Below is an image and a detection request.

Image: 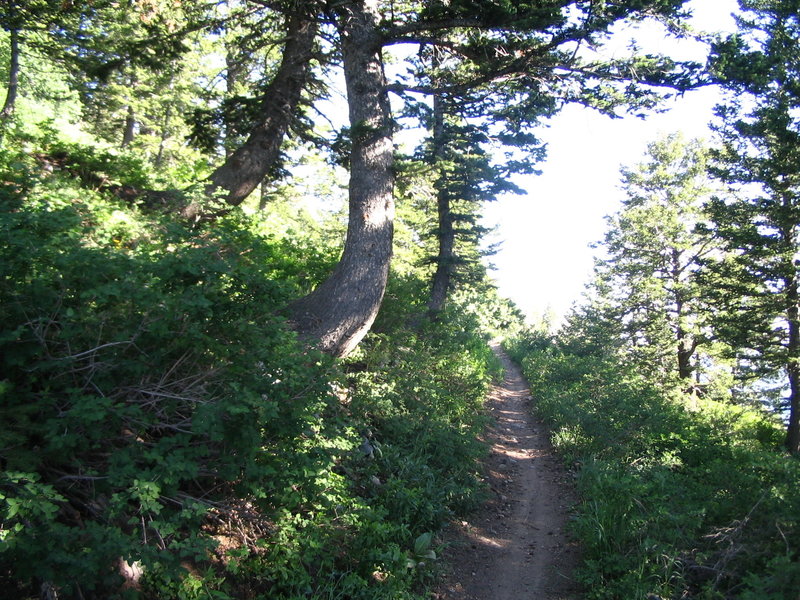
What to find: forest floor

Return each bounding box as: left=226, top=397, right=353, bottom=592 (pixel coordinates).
left=432, top=342, right=582, bottom=600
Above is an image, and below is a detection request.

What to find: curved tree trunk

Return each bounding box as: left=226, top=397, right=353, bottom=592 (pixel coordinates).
left=182, top=12, right=317, bottom=219
left=288, top=0, right=394, bottom=358
left=223, top=27, right=244, bottom=158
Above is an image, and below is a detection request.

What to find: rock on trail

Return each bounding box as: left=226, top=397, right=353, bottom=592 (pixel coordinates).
left=433, top=342, right=581, bottom=600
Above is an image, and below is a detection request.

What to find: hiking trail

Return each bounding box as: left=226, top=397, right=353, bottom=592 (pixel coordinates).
left=433, top=342, right=582, bottom=600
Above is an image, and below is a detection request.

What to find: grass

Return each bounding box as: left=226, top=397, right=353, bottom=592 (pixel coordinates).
left=505, top=334, right=800, bottom=600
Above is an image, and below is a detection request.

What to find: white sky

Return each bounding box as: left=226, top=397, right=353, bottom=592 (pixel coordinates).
left=482, top=0, right=739, bottom=326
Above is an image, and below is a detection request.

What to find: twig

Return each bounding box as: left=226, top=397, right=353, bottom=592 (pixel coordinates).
left=58, top=340, right=133, bottom=361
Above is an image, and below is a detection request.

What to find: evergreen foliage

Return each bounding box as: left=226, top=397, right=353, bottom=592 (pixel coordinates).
left=582, top=134, right=719, bottom=385
left=3, top=1, right=800, bottom=598
left=501, top=4, right=800, bottom=588
left=703, top=0, right=800, bottom=453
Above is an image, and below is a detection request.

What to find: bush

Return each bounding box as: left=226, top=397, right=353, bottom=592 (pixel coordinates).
left=506, top=330, right=800, bottom=600
left=0, top=137, right=512, bottom=599
left=0, top=167, right=350, bottom=597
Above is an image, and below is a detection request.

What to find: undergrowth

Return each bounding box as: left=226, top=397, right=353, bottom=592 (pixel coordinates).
left=505, top=332, right=800, bottom=599
left=0, top=133, right=500, bottom=598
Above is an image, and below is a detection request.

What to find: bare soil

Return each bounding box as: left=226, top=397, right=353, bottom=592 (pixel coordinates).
left=432, top=343, right=582, bottom=600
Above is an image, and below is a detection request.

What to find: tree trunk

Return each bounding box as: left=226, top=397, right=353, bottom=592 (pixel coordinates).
left=786, top=359, right=799, bottom=454
left=288, top=0, right=394, bottom=358
left=182, top=12, right=317, bottom=219
left=224, top=36, right=244, bottom=158
left=0, top=27, right=21, bottom=140
left=155, top=104, right=172, bottom=167
left=785, top=273, right=800, bottom=454
left=672, top=247, right=694, bottom=380
left=122, top=105, right=136, bottom=148
left=428, top=93, right=456, bottom=317
left=675, top=308, right=694, bottom=382
left=677, top=335, right=694, bottom=380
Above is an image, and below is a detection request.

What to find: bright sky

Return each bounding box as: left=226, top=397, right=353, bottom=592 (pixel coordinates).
left=482, top=0, right=739, bottom=326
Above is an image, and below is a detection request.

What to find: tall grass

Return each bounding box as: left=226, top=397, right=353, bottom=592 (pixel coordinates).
left=506, top=334, right=800, bottom=599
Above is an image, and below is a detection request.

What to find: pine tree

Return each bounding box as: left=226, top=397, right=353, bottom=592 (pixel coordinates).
left=588, top=133, right=717, bottom=385
left=287, top=0, right=394, bottom=357
left=286, top=0, right=700, bottom=356
left=201, top=7, right=320, bottom=210
left=0, top=0, right=113, bottom=140
left=423, top=92, right=521, bottom=316
left=703, top=0, right=800, bottom=452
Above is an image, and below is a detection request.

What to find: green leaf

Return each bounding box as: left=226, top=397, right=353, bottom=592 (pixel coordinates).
left=414, top=531, right=432, bottom=556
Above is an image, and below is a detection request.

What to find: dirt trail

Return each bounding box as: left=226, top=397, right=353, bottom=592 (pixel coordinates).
left=433, top=342, right=581, bottom=600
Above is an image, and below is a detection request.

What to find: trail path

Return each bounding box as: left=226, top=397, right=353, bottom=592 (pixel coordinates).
left=433, top=342, right=581, bottom=600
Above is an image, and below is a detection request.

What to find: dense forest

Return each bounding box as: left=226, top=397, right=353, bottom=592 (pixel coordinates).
left=0, top=0, right=798, bottom=599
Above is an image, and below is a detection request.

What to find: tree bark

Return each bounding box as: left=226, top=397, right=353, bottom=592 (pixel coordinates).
left=182, top=11, right=317, bottom=219
left=0, top=27, right=21, bottom=140
left=428, top=92, right=455, bottom=317
left=224, top=34, right=244, bottom=158
left=785, top=271, right=800, bottom=454
left=155, top=103, right=172, bottom=167
left=121, top=105, right=136, bottom=148
left=288, top=0, right=394, bottom=358
left=786, top=356, right=799, bottom=454
left=672, top=248, right=694, bottom=380
left=676, top=334, right=694, bottom=380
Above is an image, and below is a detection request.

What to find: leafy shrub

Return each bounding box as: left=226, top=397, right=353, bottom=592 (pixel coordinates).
left=0, top=133, right=506, bottom=599
left=0, top=167, right=348, bottom=597
left=43, top=140, right=154, bottom=191
left=506, top=330, right=800, bottom=600
left=334, top=309, right=499, bottom=588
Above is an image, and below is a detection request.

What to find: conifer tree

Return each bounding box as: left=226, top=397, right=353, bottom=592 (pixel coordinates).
left=288, top=0, right=394, bottom=357
left=288, top=0, right=700, bottom=356
left=703, top=0, right=800, bottom=453
left=0, top=0, right=113, bottom=140
left=423, top=92, right=522, bottom=316
left=201, top=7, right=319, bottom=210
left=588, top=134, right=716, bottom=384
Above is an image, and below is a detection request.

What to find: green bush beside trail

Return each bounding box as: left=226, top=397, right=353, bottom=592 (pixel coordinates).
left=506, top=332, right=800, bottom=600
left=0, top=136, right=502, bottom=599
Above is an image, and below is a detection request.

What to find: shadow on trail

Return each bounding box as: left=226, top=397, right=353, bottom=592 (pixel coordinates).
left=433, top=343, right=582, bottom=600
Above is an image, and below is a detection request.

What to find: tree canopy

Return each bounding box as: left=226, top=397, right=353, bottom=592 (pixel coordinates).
left=3, top=1, right=800, bottom=597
